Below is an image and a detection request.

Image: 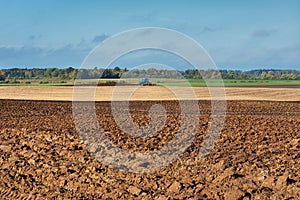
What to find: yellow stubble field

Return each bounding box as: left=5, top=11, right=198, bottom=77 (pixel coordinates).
left=0, top=86, right=299, bottom=101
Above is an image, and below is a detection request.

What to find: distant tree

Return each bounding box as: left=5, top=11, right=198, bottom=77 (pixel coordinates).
left=66, top=67, right=73, bottom=72
left=102, top=69, right=113, bottom=78
left=227, top=71, right=237, bottom=79
left=45, top=68, right=54, bottom=78
left=70, top=70, right=77, bottom=79
left=24, top=71, right=32, bottom=79
left=113, top=66, right=121, bottom=71
left=261, top=72, right=267, bottom=79
left=0, top=70, right=5, bottom=81
left=77, top=69, right=89, bottom=79
left=0, top=75, right=5, bottom=81
left=51, top=68, right=59, bottom=78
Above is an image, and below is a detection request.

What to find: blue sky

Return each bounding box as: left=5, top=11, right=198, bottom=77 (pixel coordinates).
left=0, top=0, right=299, bottom=70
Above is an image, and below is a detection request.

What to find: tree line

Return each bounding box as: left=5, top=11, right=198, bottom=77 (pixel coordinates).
left=0, top=67, right=299, bottom=83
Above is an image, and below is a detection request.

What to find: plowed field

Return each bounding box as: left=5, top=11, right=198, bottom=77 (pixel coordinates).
left=0, top=100, right=299, bottom=199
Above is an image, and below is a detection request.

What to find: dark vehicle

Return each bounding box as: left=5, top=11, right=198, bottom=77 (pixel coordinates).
left=139, top=78, right=150, bottom=86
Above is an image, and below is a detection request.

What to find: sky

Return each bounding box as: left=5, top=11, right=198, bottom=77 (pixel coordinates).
left=0, top=0, right=299, bottom=70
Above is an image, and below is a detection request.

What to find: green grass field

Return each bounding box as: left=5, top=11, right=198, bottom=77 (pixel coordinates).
left=0, top=82, right=74, bottom=86
left=155, top=79, right=300, bottom=87
left=0, top=78, right=299, bottom=87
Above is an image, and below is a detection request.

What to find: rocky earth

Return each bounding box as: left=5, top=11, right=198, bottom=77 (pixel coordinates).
left=0, top=100, right=299, bottom=199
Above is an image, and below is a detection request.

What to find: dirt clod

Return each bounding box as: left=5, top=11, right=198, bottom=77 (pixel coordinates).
left=128, top=186, right=141, bottom=195
left=167, top=181, right=181, bottom=194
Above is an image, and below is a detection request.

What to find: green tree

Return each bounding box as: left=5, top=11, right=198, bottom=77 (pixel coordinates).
left=51, top=68, right=59, bottom=78
left=261, top=72, right=267, bottom=79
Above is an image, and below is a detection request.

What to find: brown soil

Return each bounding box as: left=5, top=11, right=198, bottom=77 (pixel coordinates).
left=0, top=100, right=299, bottom=199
